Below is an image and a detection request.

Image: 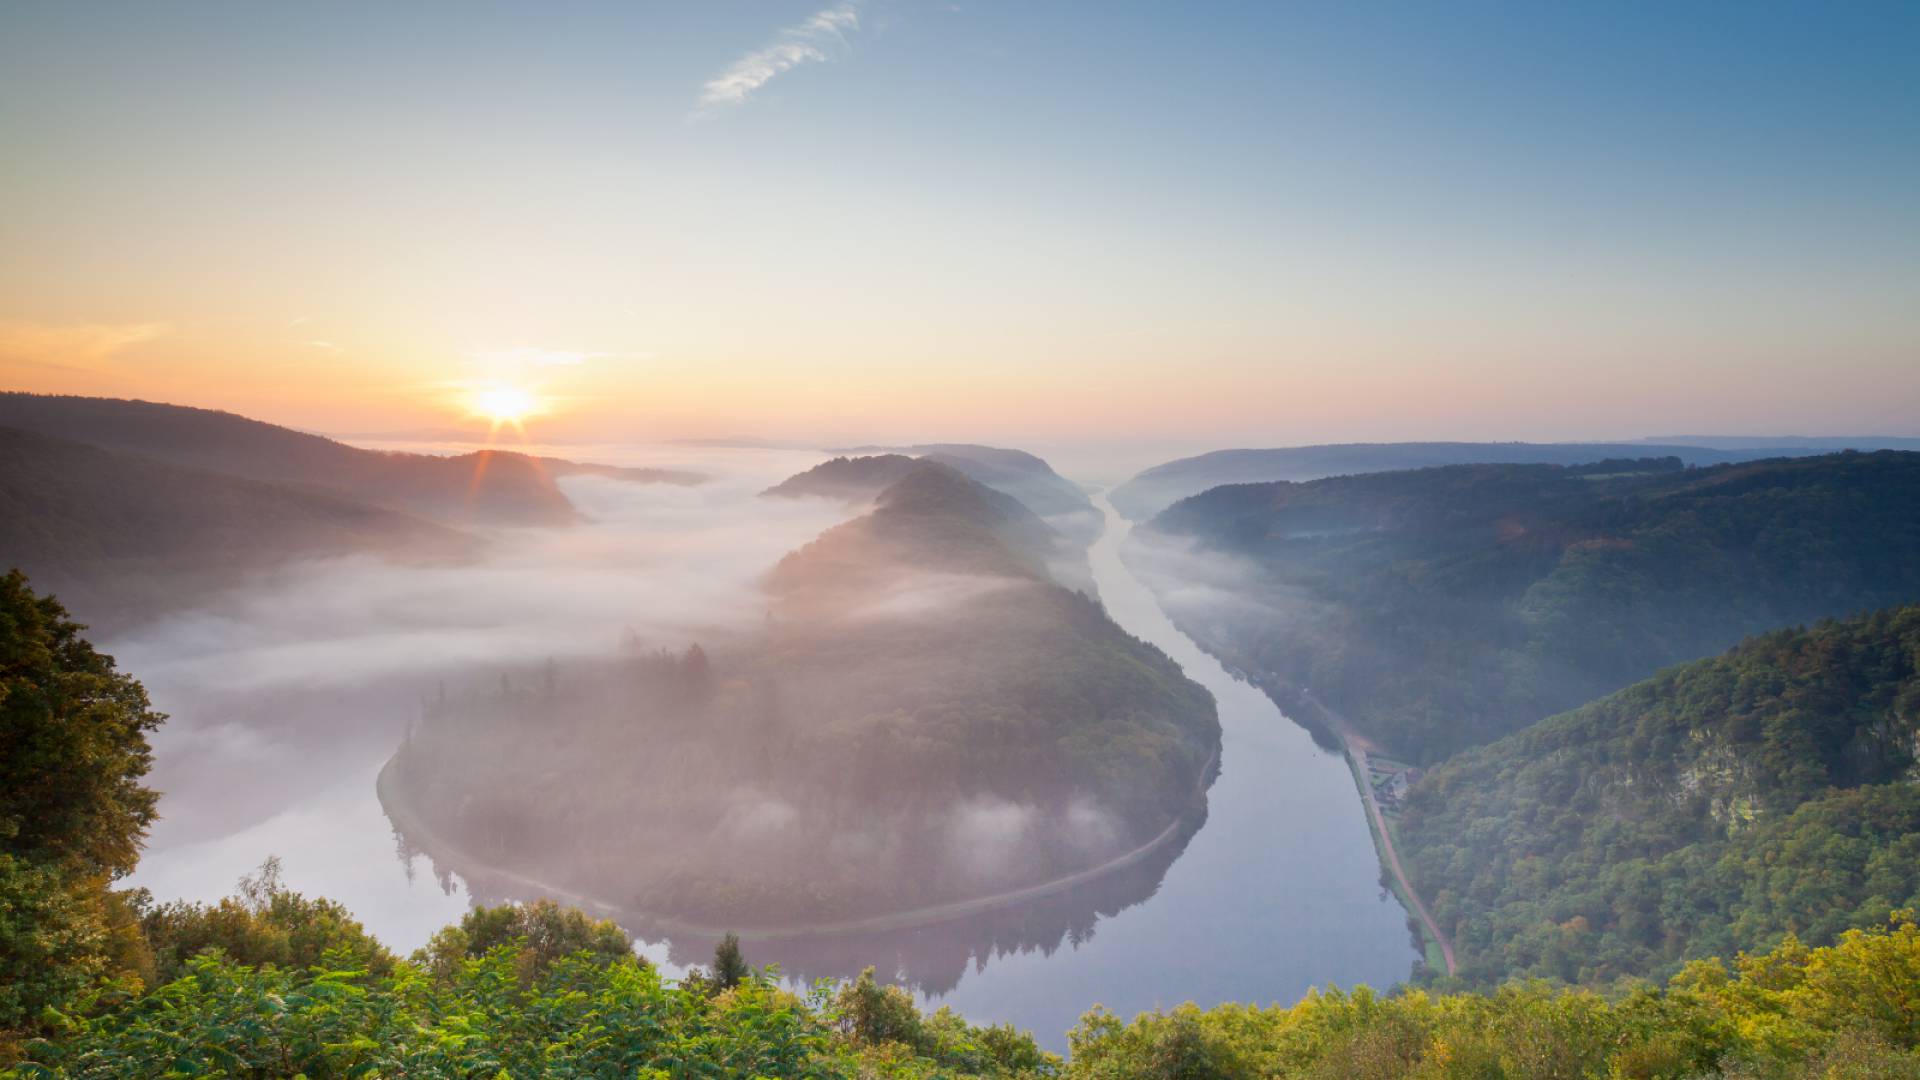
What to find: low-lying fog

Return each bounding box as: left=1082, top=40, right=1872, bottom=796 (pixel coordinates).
left=116, top=440, right=1415, bottom=1049
left=121, top=443, right=857, bottom=959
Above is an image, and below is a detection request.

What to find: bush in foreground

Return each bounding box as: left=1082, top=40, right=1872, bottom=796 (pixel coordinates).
left=10, top=908, right=1920, bottom=1078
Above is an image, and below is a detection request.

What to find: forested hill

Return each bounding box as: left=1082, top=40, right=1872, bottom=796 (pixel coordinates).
left=0, top=426, right=471, bottom=629
left=384, top=460, right=1216, bottom=929
left=0, top=393, right=699, bottom=526
left=1135, top=451, right=1920, bottom=759
left=1109, top=439, right=1838, bottom=521
left=838, top=443, right=1097, bottom=522
left=772, top=456, right=1098, bottom=594
left=11, top=567, right=1920, bottom=1076
left=1400, top=604, right=1920, bottom=988
left=772, top=459, right=1061, bottom=591
left=913, top=445, right=1096, bottom=520
left=762, top=453, right=921, bottom=501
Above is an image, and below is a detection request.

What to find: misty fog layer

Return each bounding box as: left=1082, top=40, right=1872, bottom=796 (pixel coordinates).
left=122, top=445, right=854, bottom=936
left=115, top=444, right=1416, bottom=1054
left=382, top=459, right=1219, bottom=928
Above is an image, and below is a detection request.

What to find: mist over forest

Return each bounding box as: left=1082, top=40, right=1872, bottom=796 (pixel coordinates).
left=8, top=393, right=1920, bottom=1075
left=386, top=457, right=1216, bottom=929
left=6, top=3, right=1920, bottom=1071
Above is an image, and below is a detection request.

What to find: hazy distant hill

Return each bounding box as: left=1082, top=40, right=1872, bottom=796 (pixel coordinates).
left=761, top=454, right=922, bottom=501
left=0, top=393, right=699, bottom=526
left=0, top=426, right=469, bottom=629
left=1401, top=604, right=1920, bottom=986
left=1134, top=451, right=1920, bottom=759
left=837, top=442, right=1097, bottom=521
left=1109, top=441, right=1829, bottom=521
left=386, top=461, right=1217, bottom=928
left=1635, top=434, right=1920, bottom=451
left=768, top=455, right=1096, bottom=594
left=772, top=460, right=1060, bottom=588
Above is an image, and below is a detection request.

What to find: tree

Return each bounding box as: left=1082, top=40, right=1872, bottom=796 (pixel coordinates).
left=139, top=856, right=395, bottom=984
left=680, top=643, right=713, bottom=700
left=0, top=569, right=163, bottom=878
left=836, top=966, right=924, bottom=1049
left=711, top=931, right=750, bottom=991
left=0, top=570, right=164, bottom=1040
left=416, top=899, right=634, bottom=982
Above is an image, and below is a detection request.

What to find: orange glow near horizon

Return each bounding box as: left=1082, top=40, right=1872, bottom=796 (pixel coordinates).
left=2, top=6, right=1917, bottom=450
left=467, top=383, right=540, bottom=428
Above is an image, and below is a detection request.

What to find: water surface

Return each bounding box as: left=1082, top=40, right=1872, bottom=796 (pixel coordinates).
left=126, top=451, right=1416, bottom=1051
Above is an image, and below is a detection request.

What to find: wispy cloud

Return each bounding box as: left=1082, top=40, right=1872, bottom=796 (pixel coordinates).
left=297, top=339, right=343, bottom=352
left=699, top=2, right=860, bottom=110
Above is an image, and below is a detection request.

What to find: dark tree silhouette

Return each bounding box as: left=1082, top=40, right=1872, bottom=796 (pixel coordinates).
left=711, top=932, right=750, bottom=991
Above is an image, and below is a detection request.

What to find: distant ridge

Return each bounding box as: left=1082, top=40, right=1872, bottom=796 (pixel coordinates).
left=1108, top=440, right=1839, bottom=520
left=0, top=393, right=700, bottom=526
left=761, top=454, right=921, bottom=501
left=833, top=443, right=1096, bottom=521
left=766, top=454, right=1097, bottom=593
left=1632, top=434, right=1920, bottom=451
left=1137, top=450, right=1920, bottom=759
left=0, top=425, right=470, bottom=629
left=771, top=459, right=1061, bottom=596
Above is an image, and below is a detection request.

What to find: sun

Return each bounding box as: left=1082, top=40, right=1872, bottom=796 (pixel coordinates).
left=468, top=384, right=540, bottom=427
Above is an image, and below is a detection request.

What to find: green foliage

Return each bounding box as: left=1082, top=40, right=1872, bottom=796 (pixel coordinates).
left=17, top=912, right=1920, bottom=1078
left=1400, top=605, right=1920, bottom=985
left=12, top=929, right=1053, bottom=1078
left=138, top=857, right=396, bottom=986
left=417, top=899, right=632, bottom=984
left=1145, top=451, right=1920, bottom=760
left=0, top=857, right=107, bottom=1054
left=829, top=966, right=1060, bottom=1077
left=0, top=570, right=162, bottom=1039
left=1064, top=917, right=1920, bottom=1079
left=0, top=569, right=162, bottom=878
left=711, top=932, right=751, bottom=991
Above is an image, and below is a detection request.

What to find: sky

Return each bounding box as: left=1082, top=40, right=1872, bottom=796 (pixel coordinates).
left=2, top=1, right=1917, bottom=450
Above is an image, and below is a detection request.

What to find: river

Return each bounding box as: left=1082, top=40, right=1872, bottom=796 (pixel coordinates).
left=122, top=448, right=1416, bottom=1052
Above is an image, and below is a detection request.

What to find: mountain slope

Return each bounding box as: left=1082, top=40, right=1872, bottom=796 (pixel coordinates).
left=1110, top=440, right=1842, bottom=521
left=0, top=393, right=698, bottom=526
left=1399, top=605, right=1920, bottom=986
left=0, top=426, right=469, bottom=628
left=1134, top=451, right=1920, bottom=758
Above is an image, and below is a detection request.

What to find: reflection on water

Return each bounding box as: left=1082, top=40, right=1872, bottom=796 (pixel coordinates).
left=440, top=799, right=1208, bottom=998
left=126, top=451, right=1418, bottom=1052
left=388, top=492, right=1420, bottom=1048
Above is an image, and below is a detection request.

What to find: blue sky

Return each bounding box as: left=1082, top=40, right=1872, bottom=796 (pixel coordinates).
left=2, top=2, right=1916, bottom=444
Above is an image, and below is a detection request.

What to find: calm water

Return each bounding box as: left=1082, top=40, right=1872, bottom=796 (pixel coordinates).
left=124, top=448, right=1416, bottom=1051
left=904, top=495, right=1416, bottom=1044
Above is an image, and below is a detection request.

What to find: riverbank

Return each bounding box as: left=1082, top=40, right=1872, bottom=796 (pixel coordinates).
left=377, top=745, right=1219, bottom=941
left=1296, top=690, right=1457, bottom=977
